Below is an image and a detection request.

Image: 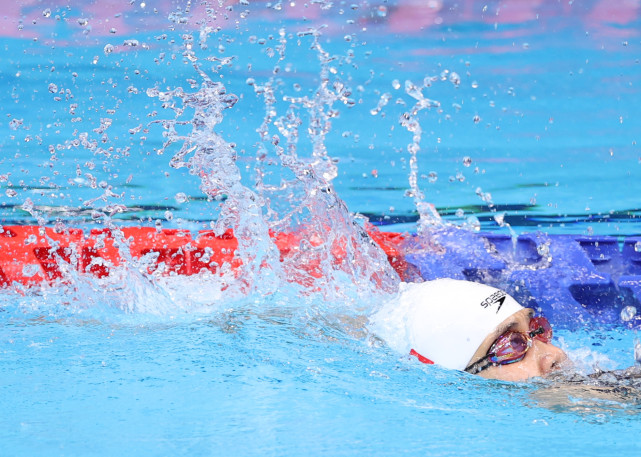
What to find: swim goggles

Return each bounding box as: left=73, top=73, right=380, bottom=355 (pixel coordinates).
left=464, top=316, right=552, bottom=375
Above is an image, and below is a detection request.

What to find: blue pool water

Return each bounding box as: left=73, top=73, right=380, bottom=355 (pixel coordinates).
left=2, top=1, right=641, bottom=455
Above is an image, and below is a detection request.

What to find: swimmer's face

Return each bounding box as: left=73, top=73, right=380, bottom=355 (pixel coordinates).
left=467, top=309, right=568, bottom=382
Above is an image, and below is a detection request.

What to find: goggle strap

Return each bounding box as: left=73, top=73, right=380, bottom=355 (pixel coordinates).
left=464, top=354, right=492, bottom=374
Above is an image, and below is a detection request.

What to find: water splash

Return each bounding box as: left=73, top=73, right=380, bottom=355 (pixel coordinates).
left=476, top=186, right=519, bottom=241
left=147, top=65, right=281, bottom=297
left=144, top=26, right=399, bottom=304
left=399, top=75, right=447, bottom=234
left=0, top=1, right=408, bottom=320
left=250, top=26, right=399, bottom=300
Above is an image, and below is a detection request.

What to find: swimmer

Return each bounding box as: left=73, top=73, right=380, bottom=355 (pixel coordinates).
left=373, top=278, right=641, bottom=412
left=373, top=278, right=568, bottom=381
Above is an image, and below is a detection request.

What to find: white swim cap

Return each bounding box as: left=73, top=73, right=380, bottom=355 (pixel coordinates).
left=371, top=279, right=524, bottom=371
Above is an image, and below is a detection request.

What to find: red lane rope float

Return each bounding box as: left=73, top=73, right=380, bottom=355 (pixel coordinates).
left=0, top=226, right=84, bottom=286
left=0, top=226, right=408, bottom=287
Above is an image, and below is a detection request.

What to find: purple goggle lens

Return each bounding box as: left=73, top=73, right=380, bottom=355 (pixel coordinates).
left=465, top=316, right=553, bottom=374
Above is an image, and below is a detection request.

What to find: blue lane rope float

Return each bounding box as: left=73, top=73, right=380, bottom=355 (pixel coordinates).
left=403, top=227, right=641, bottom=328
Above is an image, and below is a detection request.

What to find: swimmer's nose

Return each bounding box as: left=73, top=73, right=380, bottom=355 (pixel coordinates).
left=534, top=340, right=568, bottom=375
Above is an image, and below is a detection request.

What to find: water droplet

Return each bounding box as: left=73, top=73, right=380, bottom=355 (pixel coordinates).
left=48, top=83, right=58, bottom=93
left=8, top=119, right=23, bottom=130
left=5, top=189, right=17, bottom=198
left=164, top=211, right=174, bottom=221
left=392, top=79, right=400, bottom=90
left=621, top=305, right=637, bottom=322
left=635, top=241, right=641, bottom=252
left=22, top=264, right=40, bottom=277
left=376, top=5, right=387, bottom=17
left=428, top=172, right=438, bottom=183
left=471, top=81, right=479, bottom=89
left=77, top=18, right=88, bottom=26
left=110, top=27, right=117, bottom=34
left=21, top=198, right=34, bottom=213
left=174, top=192, right=189, bottom=204
left=536, top=242, right=550, bottom=258
left=473, top=115, right=481, bottom=124
left=455, top=208, right=464, bottom=218
left=463, top=156, right=472, bottom=167
left=24, top=234, right=37, bottom=246
left=104, top=44, right=115, bottom=55
left=42, top=8, right=51, bottom=18
left=465, top=215, right=481, bottom=231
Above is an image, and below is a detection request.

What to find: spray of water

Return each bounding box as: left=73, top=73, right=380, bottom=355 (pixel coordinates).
left=249, top=26, right=399, bottom=300
left=139, top=24, right=400, bottom=307
left=399, top=73, right=469, bottom=235
left=0, top=2, right=408, bottom=320
left=147, top=65, right=283, bottom=298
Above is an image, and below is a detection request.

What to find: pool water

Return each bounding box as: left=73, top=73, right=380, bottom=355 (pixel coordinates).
left=2, top=297, right=640, bottom=456
left=2, top=1, right=641, bottom=455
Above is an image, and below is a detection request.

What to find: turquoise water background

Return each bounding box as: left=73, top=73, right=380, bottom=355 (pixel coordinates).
left=2, top=0, right=640, bottom=235
left=1, top=1, right=641, bottom=455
